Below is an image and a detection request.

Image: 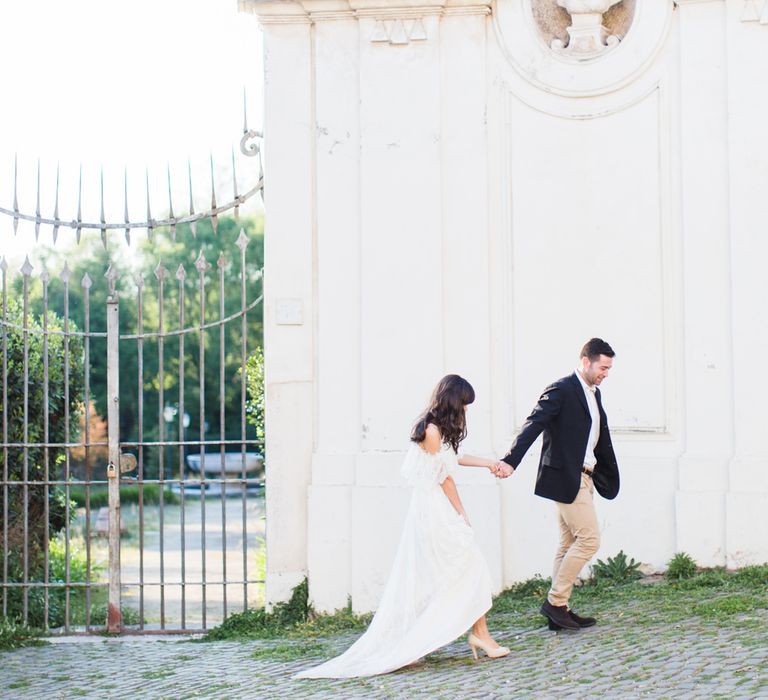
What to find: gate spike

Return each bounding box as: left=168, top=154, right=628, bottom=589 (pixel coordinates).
left=12, top=154, right=19, bottom=235
left=20, top=256, right=33, bottom=277
left=217, top=252, right=226, bottom=269
left=40, top=265, right=49, bottom=284
left=75, top=164, right=83, bottom=244
left=176, top=263, right=187, bottom=281
left=195, top=249, right=211, bottom=274
left=104, top=264, right=118, bottom=297
left=154, top=261, right=168, bottom=281
left=210, top=153, right=218, bottom=235
left=52, top=163, right=60, bottom=244
left=145, top=168, right=154, bottom=241
left=100, top=167, right=107, bottom=250
left=81, top=272, right=93, bottom=290
left=232, top=147, right=240, bottom=222
left=60, top=261, right=71, bottom=284
left=167, top=164, right=176, bottom=241
left=188, top=159, right=197, bottom=238
left=0, top=257, right=7, bottom=273
left=236, top=227, right=249, bottom=252
left=35, top=159, right=41, bottom=241
left=124, top=167, right=131, bottom=246
left=135, top=272, right=145, bottom=289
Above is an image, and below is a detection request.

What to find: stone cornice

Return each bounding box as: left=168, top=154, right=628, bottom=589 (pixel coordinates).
left=239, top=0, right=492, bottom=23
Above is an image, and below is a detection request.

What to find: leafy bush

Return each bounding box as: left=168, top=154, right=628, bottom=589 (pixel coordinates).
left=202, top=579, right=369, bottom=641
left=590, top=550, right=642, bottom=585
left=68, top=483, right=178, bottom=509
left=666, top=552, right=697, bottom=581
left=243, top=347, right=264, bottom=457
left=0, top=299, right=84, bottom=626
left=0, top=618, right=45, bottom=652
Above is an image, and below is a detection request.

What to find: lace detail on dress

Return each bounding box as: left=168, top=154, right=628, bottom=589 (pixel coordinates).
left=401, top=443, right=457, bottom=486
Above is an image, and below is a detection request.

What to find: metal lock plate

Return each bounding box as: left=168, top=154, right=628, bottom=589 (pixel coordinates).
left=120, top=452, right=138, bottom=474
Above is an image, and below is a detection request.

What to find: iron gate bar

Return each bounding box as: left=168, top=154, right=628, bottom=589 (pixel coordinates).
left=42, top=269, right=50, bottom=628
left=83, top=272, right=92, bottom=630
left=106, top=289, right=120, bottom=633
left=0, top=182, right=263, bottom=237
left=156, top=263, right=168, bottom=629
left=22, top=264, right=30, bottom=623
left=218, top=254, right=228, bottom=619
left=1, top=262, right=7, bottom=618
left=177, top=263, right=187, bottom=630
left=239, top=230, right=249, bottom=610
left=0, top=292, right=261, bottom=337
left=136, top=274, right=145, bottom=630
left=196, top=251, right=210, bottom=629
left=62, top=264, right=71, bottom=631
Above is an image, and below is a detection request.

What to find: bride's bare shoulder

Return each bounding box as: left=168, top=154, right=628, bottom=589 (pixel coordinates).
left=421, top=423, right=442, bottom=455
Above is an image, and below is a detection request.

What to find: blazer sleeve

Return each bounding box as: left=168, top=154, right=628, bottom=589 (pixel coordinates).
left=501, top=382, right=563, bottom=469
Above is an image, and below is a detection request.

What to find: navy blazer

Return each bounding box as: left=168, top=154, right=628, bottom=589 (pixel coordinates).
left=501, top=372, right=620, bottom=504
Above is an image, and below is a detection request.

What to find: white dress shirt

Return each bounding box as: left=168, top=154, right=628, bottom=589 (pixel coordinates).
left=575, top=368, right=600, bottom=471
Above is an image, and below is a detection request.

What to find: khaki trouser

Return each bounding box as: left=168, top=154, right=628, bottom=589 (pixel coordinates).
left=548, top=472, right=600, bottom=607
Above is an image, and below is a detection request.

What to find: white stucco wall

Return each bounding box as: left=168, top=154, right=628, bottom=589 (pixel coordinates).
left=240, top=0, right=768, bottom=612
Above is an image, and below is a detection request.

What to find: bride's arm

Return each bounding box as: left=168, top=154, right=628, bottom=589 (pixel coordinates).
left=422, top=425, right=471, bottom=524
left=440, top=476, right=470, bottom=526
left=458, top=453, right=507, bottom=475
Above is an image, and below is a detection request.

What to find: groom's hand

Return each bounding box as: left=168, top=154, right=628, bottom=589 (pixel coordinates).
left=492, top=461, right=514, bottom=478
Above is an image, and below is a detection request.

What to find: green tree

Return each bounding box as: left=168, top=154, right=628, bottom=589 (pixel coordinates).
left=0, top=298, right=84, bottom=625
left=16, top=215, right=264, bottom=479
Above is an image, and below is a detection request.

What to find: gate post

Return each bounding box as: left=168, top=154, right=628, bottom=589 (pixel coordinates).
left=106, top=286, right=122, bottom=633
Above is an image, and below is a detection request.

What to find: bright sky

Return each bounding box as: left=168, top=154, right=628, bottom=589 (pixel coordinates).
left=0, top=0, right=264, bottom=268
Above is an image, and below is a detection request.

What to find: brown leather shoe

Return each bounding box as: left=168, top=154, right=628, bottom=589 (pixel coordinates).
left=568, top=609, right=596, bottom=627
left=547, top=608, right=597, bottom=630
left=540, top=600, right=580, bottom=630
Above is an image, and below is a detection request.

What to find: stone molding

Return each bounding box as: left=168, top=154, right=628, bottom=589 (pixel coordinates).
left=739, top=0, right=768, bottom=22
left=239, top=0, right=492, bottom=23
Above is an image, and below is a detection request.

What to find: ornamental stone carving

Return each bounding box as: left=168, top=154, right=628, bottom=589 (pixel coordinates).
left=551, top=0, right=624, bottom=57
left=530, top=0, right=635, bottom=60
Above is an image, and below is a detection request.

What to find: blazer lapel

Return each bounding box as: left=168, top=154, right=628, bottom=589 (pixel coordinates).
left=570, top=372, right=590, bottom=416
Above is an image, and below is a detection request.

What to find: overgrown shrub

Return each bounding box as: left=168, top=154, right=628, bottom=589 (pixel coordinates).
left=590, top=550, right=642, bottom=585
left=666, top=552, right=697, bottom=581
left=243, top=347, right=264, bottom=458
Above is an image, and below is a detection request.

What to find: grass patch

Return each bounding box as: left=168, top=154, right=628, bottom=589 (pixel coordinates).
left=693, top=595, right=763, bottom=618
left=0, top=618, right=47, bottom=652
left=202, top=579, right=370, bottom=642
left=252, top=640, right=332, bottom=661
left=69, top=483, right=179, bottom=509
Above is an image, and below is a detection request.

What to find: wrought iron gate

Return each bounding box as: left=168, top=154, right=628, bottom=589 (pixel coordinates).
left=1, top=131, right=265, bottom=634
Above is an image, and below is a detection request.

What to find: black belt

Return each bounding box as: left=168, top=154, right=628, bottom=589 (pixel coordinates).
left=582, top=467, right=594, bottom=477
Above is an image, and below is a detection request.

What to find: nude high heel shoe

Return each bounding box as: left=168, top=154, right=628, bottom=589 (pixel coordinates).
left=467, top=633, right=510, bottom=660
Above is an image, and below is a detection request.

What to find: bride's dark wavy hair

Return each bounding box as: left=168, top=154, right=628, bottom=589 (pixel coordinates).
left=410, top=375, right=475, bottom=453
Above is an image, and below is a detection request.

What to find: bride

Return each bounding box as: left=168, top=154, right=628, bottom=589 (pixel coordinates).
left=295, top=374, right=510, bottom=679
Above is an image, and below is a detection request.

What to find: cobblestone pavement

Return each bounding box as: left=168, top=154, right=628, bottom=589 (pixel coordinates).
left=3, top=611, right=767, bottom=699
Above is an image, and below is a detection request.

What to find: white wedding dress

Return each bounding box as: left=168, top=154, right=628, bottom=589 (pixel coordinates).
left=295, top=442, right=493, bottom=679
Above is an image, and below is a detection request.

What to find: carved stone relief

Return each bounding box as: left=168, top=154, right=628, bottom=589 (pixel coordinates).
left=741, top=0, right=768, bottom=23
left=532, top=0, right=635, bottom=57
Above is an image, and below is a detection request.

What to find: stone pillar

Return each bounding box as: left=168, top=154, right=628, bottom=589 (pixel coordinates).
left=674, top=0, right=733, bottom=566
left=245, top=4, right=316, bottom=604
left=725, top=1, right=768, bottom=567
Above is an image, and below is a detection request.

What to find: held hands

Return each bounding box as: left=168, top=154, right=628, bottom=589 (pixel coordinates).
left=489, top=460, right=514, bottom=479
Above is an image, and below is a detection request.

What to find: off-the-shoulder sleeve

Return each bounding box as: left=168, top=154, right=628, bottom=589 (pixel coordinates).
left=401, top=444, right=450, bottom=485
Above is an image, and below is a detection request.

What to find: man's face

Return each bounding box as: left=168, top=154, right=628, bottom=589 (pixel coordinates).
left=581, top=354, right=613, bottom=386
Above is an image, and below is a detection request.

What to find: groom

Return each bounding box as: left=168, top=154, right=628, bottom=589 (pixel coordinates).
left=498, top=338, right=620, bottom=630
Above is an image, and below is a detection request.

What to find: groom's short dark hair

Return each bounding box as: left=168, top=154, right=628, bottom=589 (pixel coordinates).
left=580, top=338, right=615, bottom=362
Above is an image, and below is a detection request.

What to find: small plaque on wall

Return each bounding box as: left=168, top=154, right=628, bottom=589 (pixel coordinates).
left=276, top=298, right=303, bottom=325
